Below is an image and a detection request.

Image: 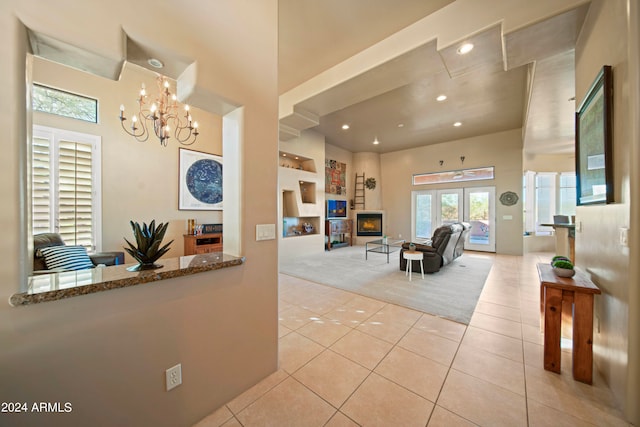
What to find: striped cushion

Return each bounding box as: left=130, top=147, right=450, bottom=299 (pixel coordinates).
left=40, top=245, right=94, bottom=271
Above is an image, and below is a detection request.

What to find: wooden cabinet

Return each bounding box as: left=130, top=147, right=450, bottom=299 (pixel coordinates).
left=183, top=233, right=223, bottom=255
left=325, top=219, right=353, bottom=250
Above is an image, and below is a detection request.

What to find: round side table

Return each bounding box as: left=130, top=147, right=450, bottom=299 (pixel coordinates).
left=403, top=250, right=424, bottom=281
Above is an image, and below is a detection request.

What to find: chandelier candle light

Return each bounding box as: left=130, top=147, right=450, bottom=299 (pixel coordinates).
left=119, top=76, right=199, bottom=146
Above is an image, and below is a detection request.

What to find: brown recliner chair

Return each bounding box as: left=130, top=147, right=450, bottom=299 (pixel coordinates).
left=33, top=232, right=124, bottom=272
left=399, top=223, right=466, bottom=273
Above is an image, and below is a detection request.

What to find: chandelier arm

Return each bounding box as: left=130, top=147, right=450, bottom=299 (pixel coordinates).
left=120, top=117, right=150, bottom=142
left=174, top=126, right=198, bottom=145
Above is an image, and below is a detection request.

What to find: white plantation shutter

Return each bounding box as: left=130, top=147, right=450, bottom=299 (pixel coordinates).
left=58, top=140, right=94, bottom=247
left=32, top=126, right=101, bottom=251
left=32, top=136, right=52, bottom=235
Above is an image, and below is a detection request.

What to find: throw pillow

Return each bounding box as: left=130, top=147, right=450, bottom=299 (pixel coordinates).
left=40, top=245, right=94, bottom=271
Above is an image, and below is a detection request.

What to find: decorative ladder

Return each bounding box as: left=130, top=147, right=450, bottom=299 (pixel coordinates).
left=354, top=173, right=365, bottom=210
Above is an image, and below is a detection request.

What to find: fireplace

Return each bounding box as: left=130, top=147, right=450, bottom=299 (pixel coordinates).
left=357, top=213, right=383, bottom=236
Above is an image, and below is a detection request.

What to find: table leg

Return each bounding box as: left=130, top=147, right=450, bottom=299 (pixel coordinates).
left=540, top=282, right=545, bottom=332
left=365, top=243, right=368, bottom=260
left=573, top=293, right=595, bottom=384
left=543, top=286, right=563, bottom=373
left=386, top=245, right=390, bottom=263
left=420, top=260, right=424, bottom=279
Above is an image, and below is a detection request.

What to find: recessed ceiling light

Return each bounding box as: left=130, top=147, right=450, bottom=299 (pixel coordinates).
left=147, top=58, right=164, bottom=69
left=453, top=122, right=462, bottom=127
left=436, top=95, right=447, bottom=102
left=342, top=124, right=350, bottom=130
left=456, top=43, right=474, bottom=55
left=373, top=137, right=380, bottom=145
left=282, top=153, right=287, bottom=157
left=294, top=157, right=299, bottom=160
left=397, top=123, right=404, bottom=128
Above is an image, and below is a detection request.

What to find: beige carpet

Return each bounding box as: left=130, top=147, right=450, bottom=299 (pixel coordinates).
left=280, top=245, right=494, bottom=324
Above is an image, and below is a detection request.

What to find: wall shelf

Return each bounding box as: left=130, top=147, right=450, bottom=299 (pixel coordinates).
left=283, top=216, right=320, bottom=238
left=299, top=181, right=316, bottom=204
left=279, top=151, right=316, bottom=172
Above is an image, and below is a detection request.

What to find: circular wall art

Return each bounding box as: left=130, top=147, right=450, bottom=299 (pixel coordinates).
left=365, top=177, right=377, bottom=190
left=186, top=159, right=223, bottom=204
left=499, top=191, right=519, bottom=206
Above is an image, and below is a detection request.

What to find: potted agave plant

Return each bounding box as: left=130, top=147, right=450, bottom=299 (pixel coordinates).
left=124, top=220, right=173, bottom=271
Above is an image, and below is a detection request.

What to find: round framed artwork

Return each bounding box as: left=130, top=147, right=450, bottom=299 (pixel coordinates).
left=499, top=191, right=519, bottom=206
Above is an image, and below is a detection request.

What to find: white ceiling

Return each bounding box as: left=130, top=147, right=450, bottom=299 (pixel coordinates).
left=278, top=1, right=590, bottom=155
left=26, top=0, right=588, bottom=157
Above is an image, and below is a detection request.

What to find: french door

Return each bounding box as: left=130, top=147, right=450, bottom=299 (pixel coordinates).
left=411, top=186, right=495, bottom=252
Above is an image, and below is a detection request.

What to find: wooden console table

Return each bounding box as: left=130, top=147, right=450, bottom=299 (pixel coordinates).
left=537, top=263, right=601, bottom=384
left=184, top=233, right=223, bottom=255
left=325, top=219, right=352, bottom=250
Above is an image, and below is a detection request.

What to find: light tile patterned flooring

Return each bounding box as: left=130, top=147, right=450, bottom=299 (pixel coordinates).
left=195, top=253, right=630, bottom=426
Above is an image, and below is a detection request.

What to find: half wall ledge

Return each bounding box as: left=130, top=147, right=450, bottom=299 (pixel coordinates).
left=9, top=253, right=245, bottom=307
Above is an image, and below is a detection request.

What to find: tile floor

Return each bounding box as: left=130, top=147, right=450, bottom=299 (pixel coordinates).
left=195, top=253, right=630, bottom=427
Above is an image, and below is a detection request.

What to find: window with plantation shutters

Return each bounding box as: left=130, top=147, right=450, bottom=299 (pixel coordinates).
left=32, top=125, right=102, bottom=251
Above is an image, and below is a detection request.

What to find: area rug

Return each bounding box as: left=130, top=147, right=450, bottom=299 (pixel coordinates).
left=280, top=245, right=494, bottom=324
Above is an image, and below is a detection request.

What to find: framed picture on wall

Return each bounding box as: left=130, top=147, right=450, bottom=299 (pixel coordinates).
left=575, top=65, right=613, bottom=205
left=179, top=148, right=223, bottom=210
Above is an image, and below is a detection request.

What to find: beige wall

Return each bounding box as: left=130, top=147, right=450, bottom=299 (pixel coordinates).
left=0, top=1, right=279, bottom=426
left=523, top=152, right=575, bottom=172
left=279, top=130, right=326, bottom=261
left=32, top=58, right=224, bottom=260
left=353, top=152, right=383, bottom=211
left=575, top=0, right=638, bottom=422
left=381, top=128, right=524, bottom=255
left=325, top=142, right=354, bottom=209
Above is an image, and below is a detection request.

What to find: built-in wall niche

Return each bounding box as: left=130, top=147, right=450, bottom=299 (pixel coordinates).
left=283, top=216, right=320, bottom=238
left=279, top=151, right=316, bottom=172
left=282, top=190, right=299, bottom=217
left=299, top=181, right=316, bottom=203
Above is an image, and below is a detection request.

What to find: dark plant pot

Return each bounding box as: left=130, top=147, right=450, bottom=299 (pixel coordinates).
left=126, top=263, right=163, bottom=272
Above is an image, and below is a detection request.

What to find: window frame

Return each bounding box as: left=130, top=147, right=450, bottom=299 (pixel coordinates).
left=32, top=125, right=102, bottom=251
left=523, top=171, right=576, bottom=236
left=32, top=84, right=98, bottom=123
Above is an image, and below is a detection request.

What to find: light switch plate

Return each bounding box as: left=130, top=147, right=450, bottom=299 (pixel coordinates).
left=620, top=227, right=629, bottom=247
left=256, top=224, right=276, bottom=241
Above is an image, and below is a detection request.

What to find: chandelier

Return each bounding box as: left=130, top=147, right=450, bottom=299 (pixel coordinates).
left=119, top=76, right=199, bottom=146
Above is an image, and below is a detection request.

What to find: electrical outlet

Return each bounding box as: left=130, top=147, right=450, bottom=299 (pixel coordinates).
left=398, top=233, right=402, bottom=238
left=166, top=364, right=182, bottom=391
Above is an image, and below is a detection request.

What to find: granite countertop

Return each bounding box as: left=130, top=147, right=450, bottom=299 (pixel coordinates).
left=9, top=252, right=245, bottom=307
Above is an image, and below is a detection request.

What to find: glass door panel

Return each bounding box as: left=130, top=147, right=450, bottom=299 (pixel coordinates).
left=439, top=189, right=463, bottom=225
left=412, top=189, right=462, bottom=243
left=464, top=186, right=495, bottom=252
left=412, top=191, right=434, bottom=242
